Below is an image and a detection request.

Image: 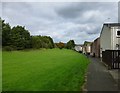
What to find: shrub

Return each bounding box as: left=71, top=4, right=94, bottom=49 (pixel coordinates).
left=3, top=46, right=14, bottom=51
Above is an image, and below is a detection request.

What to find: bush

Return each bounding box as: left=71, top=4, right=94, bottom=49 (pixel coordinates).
left=3, top=46, right=14, bottom=51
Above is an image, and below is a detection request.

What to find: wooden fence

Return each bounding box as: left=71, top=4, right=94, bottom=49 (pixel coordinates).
left=102, top=50, right=120, bottom=69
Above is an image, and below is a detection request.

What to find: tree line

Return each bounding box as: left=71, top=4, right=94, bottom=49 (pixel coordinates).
left=55, top=40, right=75, bottom=49
left=1, top=18, right=75, bottom=51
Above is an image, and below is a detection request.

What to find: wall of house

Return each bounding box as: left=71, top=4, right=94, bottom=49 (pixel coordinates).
left=82, top=47, right=86, bottom=54
left=90, top=38, right=100, bottom=57
left=118, top=26, right=120, bottom=50
left=100, top=25, right=111, bottom=57
left=82, top=45, right=90, bottom=54
left=90, top=42, right=95, bottom=56
left=86, top=44, right=91, bottom=54
left=118, top=37, right=120, bottom=50
left=82, top=43, right=91, bottom=54
left=94, top=38, right=100, bottom=57
left=74, top=46, right=82, bottom=52
left=111, top=27, right=120, bottom=50
left=79, top=46, right=83, bottom=52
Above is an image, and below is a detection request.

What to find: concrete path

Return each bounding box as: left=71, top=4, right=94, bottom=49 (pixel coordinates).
left=84, top=57, right=119, bottom=91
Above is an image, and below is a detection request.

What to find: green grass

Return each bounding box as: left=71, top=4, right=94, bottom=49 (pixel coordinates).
left=2, top=48, right=90, bottom=91
left=0, top=50, right=2, bottom=92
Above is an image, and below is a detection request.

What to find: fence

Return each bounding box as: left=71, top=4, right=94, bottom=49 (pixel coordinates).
left=102, top=50, right=120, bottom=69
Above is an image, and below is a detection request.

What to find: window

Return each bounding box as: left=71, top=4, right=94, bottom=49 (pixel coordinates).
left=117, top=31, right=120, bottom=35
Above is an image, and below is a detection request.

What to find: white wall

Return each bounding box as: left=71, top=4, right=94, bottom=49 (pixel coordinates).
left=74, top=46, right=82, bottom=52
left=79, top=46, right=82, bottom=51
left=111, top=27, right=120, bottom=50
left=100, top=25, right=120, bottom=57
left=86, top=45, right=91, bottom=53
left=82, top=47, right=86, bottom=54
left=100, top=25, right=111, bottom=57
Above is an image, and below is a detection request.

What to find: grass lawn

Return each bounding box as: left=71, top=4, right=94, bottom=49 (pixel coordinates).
left=0, top=50, right=2, bottom=92
left=2, top=48, right=90, bottom=91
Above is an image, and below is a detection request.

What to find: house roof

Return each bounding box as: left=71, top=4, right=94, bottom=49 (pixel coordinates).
left=103, top=23, right=120, bottom=27
left=100, top=23, right=120, bottom=38
left=75, top=44, right=83, bottom=46
left=94, top=37, right=100, bottom=42
left=83, top=41, right=92, bottom=46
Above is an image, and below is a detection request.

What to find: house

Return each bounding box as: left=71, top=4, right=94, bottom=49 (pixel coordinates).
left=90, top=42, right=95, bottom=57
left=100, top=23, right=120, bottom=57
left=74, top=44, right=83, bottom=53
left=90, top=37, right=100, bottom=57
left=82, top=41, right=92, bottom=55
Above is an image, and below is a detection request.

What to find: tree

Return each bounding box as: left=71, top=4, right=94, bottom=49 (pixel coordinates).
left=11, top=25, right=31, bottom=50
left=31, top=36, right=42, bottom=49
left=0, top=18, right=2, bottom=47
left=56, top=42, right=65, bottom=49
left=66, top=40, right=75, bottom=49
left=2, top=20, right=12, bottom=46
left=1, top=19, right=55, bottom=50
left=31, top=35, right=54, bottom=49
left=42, top=36, right=54, bottom=49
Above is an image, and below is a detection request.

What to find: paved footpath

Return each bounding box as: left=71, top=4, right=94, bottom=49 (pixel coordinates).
left=84, top=57, right=119, bottom=91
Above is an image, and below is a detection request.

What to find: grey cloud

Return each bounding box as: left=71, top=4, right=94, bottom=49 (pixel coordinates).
left=55, top=2, right=117, bottom=19
left=0, top=3, right=2, bottom=17
left=119, top=2, right=120, bottom=22
left=2, top=2, right=118, bottom=44
left=2, top=2, right=32, bottom=15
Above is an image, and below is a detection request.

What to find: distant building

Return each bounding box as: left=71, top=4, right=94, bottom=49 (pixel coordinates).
left=82, top=41, right=92, bottom=55
left=74, top=44, right=83, bottom=52
left=90, top=37, right=100, bottom=57
left=100, top=23, right=120, bottom=57
left=90, top=42, right=95, bottom=57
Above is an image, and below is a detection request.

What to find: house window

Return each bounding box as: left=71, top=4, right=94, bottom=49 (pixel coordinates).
left=117, top=31, right=120, bottom=35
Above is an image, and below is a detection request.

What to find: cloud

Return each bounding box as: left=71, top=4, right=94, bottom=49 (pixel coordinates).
left=2, top=2, right=118, bottom=44
left=119, top=1, right=120, bottom=22
left=1, top=0, right=120, bottom=2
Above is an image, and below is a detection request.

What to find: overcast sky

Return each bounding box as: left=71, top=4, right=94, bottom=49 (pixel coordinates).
left=1, top=2, right=118, bottom=44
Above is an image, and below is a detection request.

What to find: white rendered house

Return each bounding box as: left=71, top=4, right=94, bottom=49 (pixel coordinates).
left=82, top=41, right=92, bottom=55
left=100, top=23, right=120, bottom=57
left=74, top=45, right=82, bottom=52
